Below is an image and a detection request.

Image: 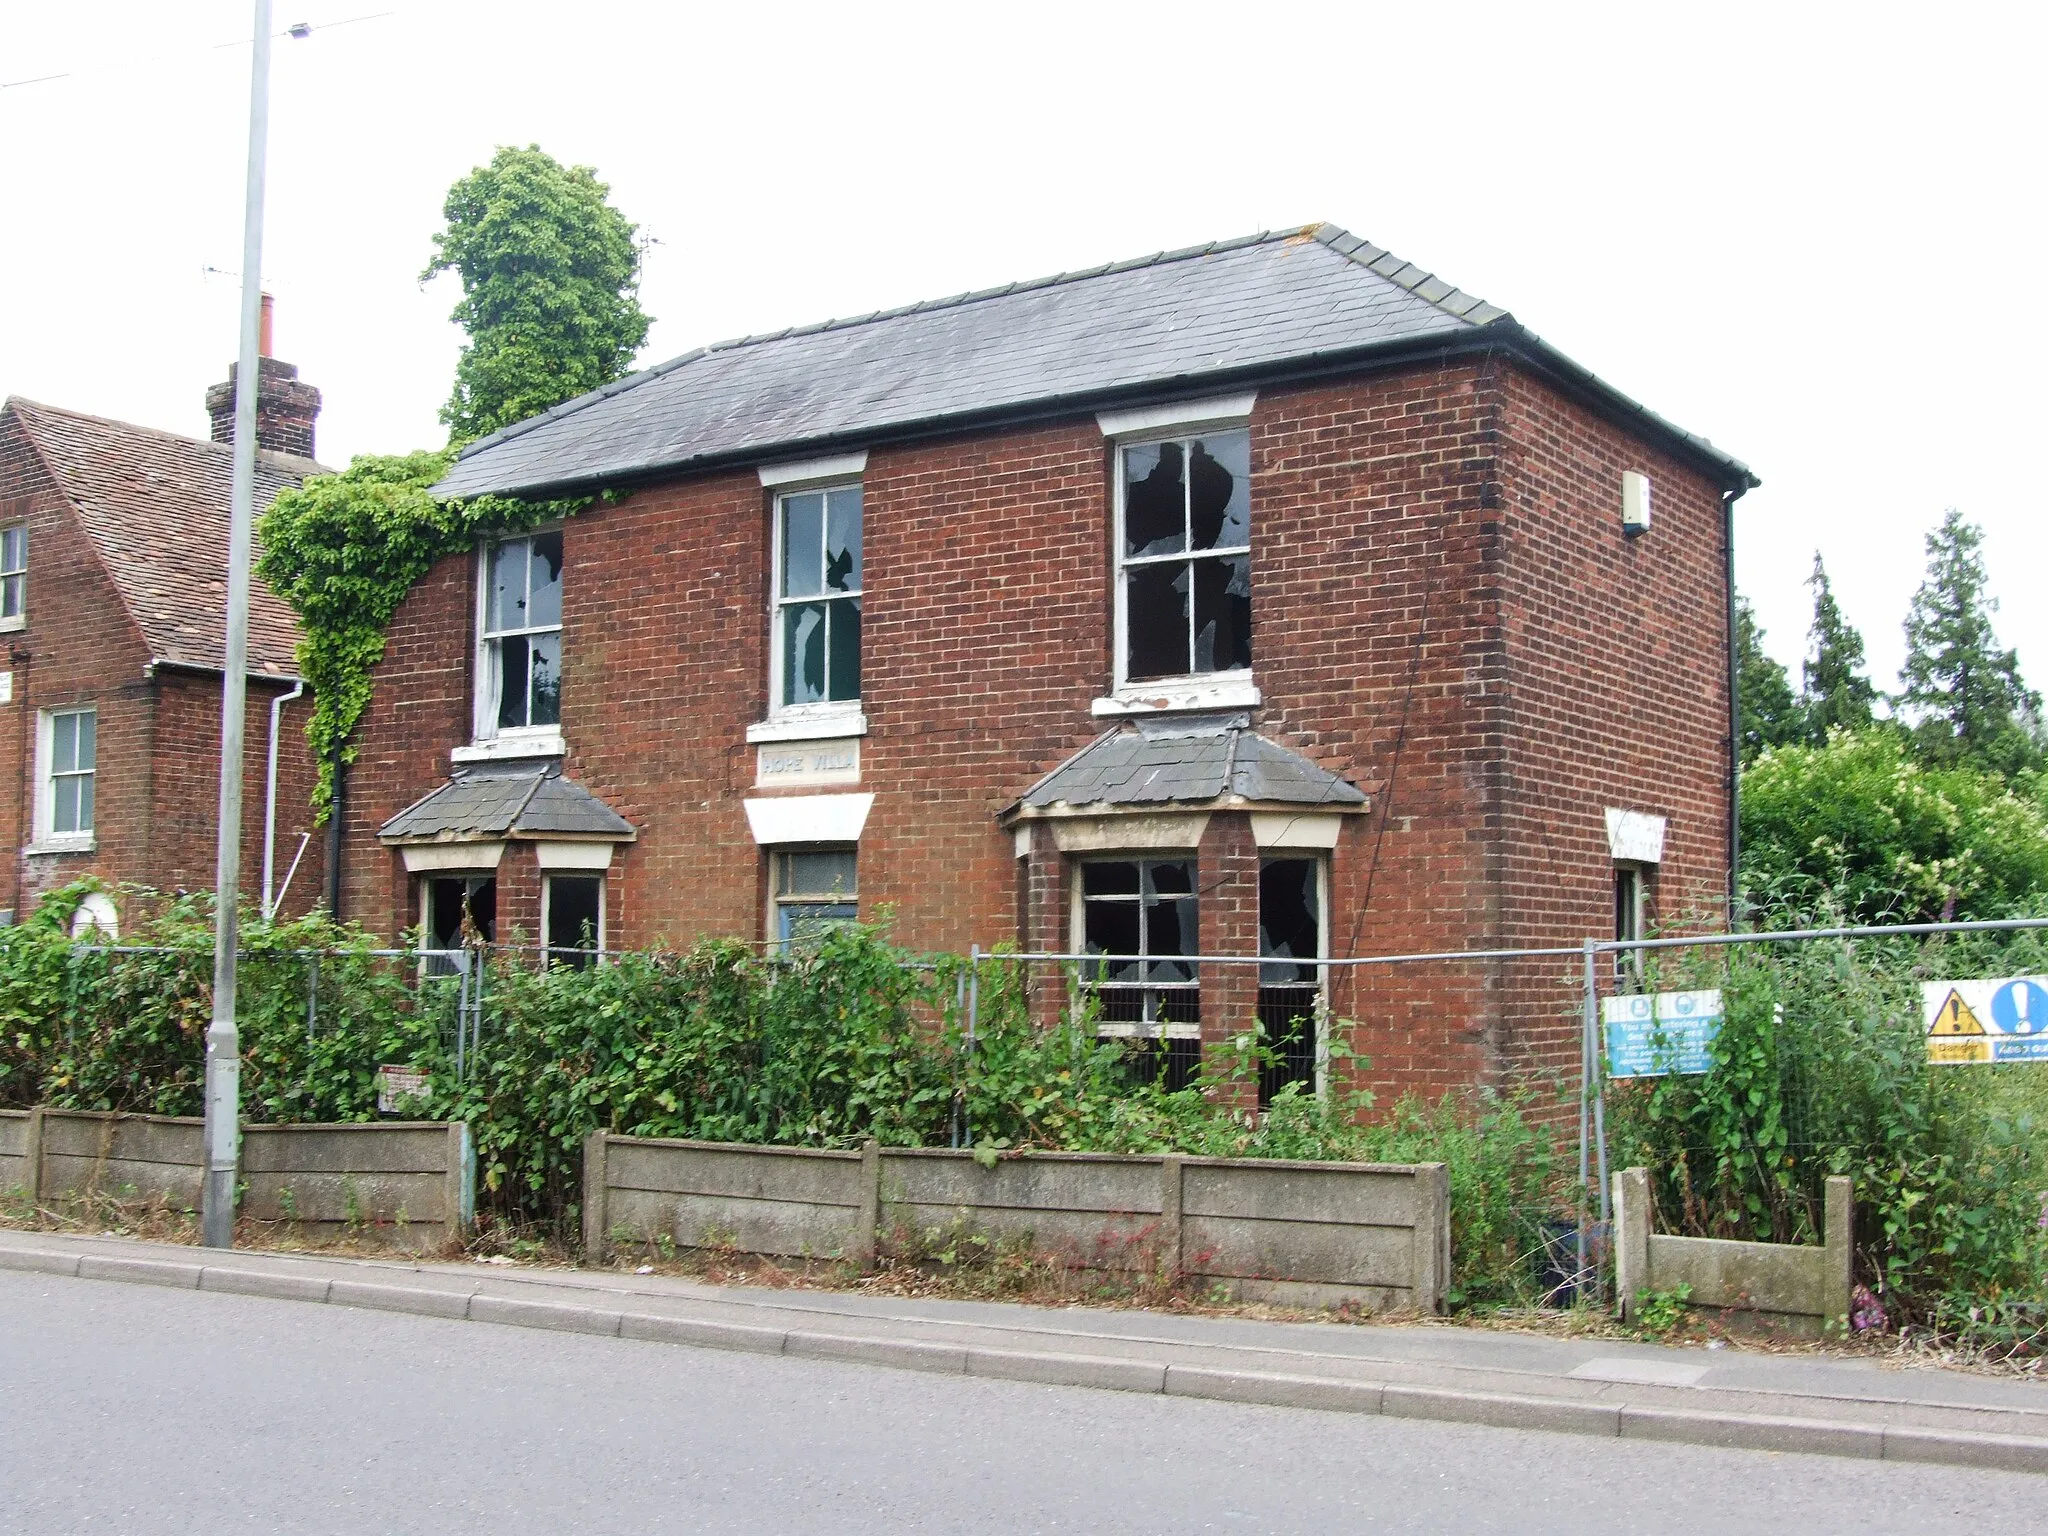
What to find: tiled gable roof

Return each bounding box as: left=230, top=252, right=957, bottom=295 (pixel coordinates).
left=1013, top=715, right=1368, bottom=816
left=5, top=397, right=312, bottom=677
left=378, top=762, right=635, bottom=844
left=436, top=223, right=1752, bottom=499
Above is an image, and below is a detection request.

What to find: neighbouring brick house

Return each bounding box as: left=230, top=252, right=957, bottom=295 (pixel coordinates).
left=0, top=331, right=327, bottom=931
left=340, top=225, right=1754, bottom=1103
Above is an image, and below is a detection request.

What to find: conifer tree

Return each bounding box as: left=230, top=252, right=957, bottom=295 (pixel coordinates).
left=1800, top=553, right=1877, bottom=740
left=1736, top=595, right=1800, bottom=762
left=1898, top=510, right=2042, bottom=774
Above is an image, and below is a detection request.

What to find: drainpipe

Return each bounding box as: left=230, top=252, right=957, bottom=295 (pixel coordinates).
left=261, top=677, right=304, bottom=920
left=324, top=740, right=345, bottom=921
left=1723, top=487, right=1742, bottom=929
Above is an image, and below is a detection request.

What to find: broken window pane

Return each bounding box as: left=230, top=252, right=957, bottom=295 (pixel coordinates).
left=527, top=530, right=564, bottom=629
left=497, top=634, right=531, bottom=728
left=783, top=603, right=828, bottom=705
left=527, top=631, right=561, bottom=726
left=1084, top=896, right=1142, bottom=983
left=782, top=491, right=825, bottom=598
left=1191, top=554, right=1252, bottom=673
left=827, top=597, right=861, bottom=700
left=490, top=539, right=526, bottom=631
left=1259, top=858, right=1320, bottom=984
left=545, top=875, right=602, bottom=968
left=825, top=488, right=862, bottom=592
left=1125, top=562, right=1191, bottom=680
left=1122, top=441, right=1186, bottom=557
left=1189, top=433, right=1250, bottom=551
left=1082, top=862, right=1140, bottom=897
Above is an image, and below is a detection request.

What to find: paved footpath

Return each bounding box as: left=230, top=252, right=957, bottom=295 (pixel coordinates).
left=4, top=1227, right=2045, bottom=1474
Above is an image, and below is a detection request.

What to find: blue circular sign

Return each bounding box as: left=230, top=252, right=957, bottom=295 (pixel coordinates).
left=1991, top=980, right=2048, bottom=1035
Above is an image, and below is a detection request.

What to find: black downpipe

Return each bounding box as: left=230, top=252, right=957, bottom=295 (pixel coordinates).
left=1723, top=487, right=1743, bottom=928
left=324, top=744, right=345, bottom=921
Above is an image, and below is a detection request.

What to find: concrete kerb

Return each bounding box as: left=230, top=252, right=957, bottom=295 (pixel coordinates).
left=4, top=1236, right=2045, bottom=1474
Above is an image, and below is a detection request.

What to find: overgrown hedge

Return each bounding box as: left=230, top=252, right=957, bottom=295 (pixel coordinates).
left=0, top=884, right=1554, bottom=1308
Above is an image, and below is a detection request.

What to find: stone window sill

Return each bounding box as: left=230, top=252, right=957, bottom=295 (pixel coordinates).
left=0, top=614, right=24, bottom=634
left=452, top=733, right=567, bottom=764
left=746, top=710, right=868, bottom=745
left=27, top=838, right=94, bottom=856
left=1091, top=676, right=1260, bottom=718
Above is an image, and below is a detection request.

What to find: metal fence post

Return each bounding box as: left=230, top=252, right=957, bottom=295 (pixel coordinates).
left=1578, top=936, right=1597, bottom=1295
left=965, top=944, right=980, bottom=1150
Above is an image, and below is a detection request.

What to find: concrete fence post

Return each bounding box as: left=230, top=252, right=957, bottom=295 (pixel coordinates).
left=21, top=1108, right=44, bottom=1204
left=1823, top=1175, right=1854, bottom=1331
left=1410, top=1162, right=1449, bottom=1312
left=1614, top=1167, right=1652, bottom=1319
left=854, top=1140, right=881, bottom=1267
left=1158, top=1155, right=1185, bottom=1281
left=445, top=1122, right=475, bottom=1242
left=582, top=1132, right=610, bottom=1263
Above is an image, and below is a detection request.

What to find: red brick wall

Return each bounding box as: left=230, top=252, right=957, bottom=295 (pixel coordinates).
left=335, top=356, right=1731, bottom=1103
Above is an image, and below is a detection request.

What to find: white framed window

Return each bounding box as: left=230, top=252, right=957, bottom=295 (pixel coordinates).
left=475, top=530, right=563, bottom=747
left=772, top=847, right=857, bottom=947
left=770, top=484, right=862, bottom=721
left=1258, top=855, right=1328, bottom=1105
left=0, top=524, right=25, bottom=628
left=1114, top=429, right=1251, bottom=691
left=1615, top=864, right=1647, bottom=985
left=36, top=706, right=96, bottom=848
left=543, top=874, right=604, bottom=968
left=420, top=873, right=496, bottom=978
left=1075, top=856, right=1202, bottom=1090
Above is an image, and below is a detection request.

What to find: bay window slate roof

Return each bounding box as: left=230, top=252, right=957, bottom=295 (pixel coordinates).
left=378, top=762, right=635, bottom=844
left=1013, top=716, right=1367, bottom=816
left=4, top=398, right=313, bottom=677
left=434, top=224, right=1753, bottom=501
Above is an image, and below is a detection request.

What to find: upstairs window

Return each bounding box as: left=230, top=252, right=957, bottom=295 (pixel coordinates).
left=481, top=531, right=563, bottom=736
left=774, top=485, right=862, bottom=712
left=1117, top=430, right=1251, bottom=683
left=0, top=524, right=25, bottom=624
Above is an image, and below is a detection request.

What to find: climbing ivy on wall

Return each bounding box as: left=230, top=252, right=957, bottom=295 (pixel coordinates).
left=256, top=453, right=586, bottom=820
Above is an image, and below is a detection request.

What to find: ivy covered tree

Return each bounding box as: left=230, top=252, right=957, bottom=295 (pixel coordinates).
left=1800, top=553, right=1877, bottom=739
left=1897, top=510, right=2042, bottom=776
left=1735, top=596, right=1800, bottom=763
left=424, top=145, right=652, bottom=444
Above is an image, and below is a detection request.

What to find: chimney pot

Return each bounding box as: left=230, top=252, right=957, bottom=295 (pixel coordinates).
left=259, top=292, right=274, bottom=359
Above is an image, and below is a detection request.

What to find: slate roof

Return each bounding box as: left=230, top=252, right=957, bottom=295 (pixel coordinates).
left=4, top=397, right=313, bottom=677
left=435, top=223, right=1753, bottom=501
left=1013, top=715, right=1368, bottom=816
left=379, top=761, right=636, bottom=844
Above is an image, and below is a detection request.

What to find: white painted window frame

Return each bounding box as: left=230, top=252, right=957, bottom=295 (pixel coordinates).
left=465, top=532, right=567, bottom=759
left=0, top=522, right=26, bottom=631
left=1104, top=424, right=1257, bottom=710
left=767, top=477, right=865, bottom=732
left=34, top=705, right=96, bottom=851
left=768, top=844, right=859, bottom=948
left=1068, top=854, right=1204, bottom=1041
left=541, top=870, right=607, bottom=964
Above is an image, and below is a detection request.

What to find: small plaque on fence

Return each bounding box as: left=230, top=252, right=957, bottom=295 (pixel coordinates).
left=376, top=1065, right=430, bottom=1114
left=1922, top=979, right=2048, bottom=1065
left=1603, top=990, right=1722, bottom=1079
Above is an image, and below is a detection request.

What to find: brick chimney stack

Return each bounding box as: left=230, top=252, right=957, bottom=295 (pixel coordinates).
left=205, top=293, right=321, bottom=460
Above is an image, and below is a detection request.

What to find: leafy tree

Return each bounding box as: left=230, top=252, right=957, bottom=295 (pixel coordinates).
left=1735, top=595, right=1800, bottom=762
left=424, top=145, right=652, bottom=444
left=1739, top=729, right=2048, bottom=923
left=1800, top=552, right=1877, bottom=738
left=1897, top=510, right=2041, bottom=775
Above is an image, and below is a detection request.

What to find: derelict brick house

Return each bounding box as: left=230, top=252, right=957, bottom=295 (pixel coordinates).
left=341, top=225, right=1755, bottom=1102
left=0, top=329, right=326, bottom=932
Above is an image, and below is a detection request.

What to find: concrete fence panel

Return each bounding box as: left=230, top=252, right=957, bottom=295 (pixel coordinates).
left=242, top=1122, right=474, bottom=1249
left=3, top=1107, right=472, bottom=1248
left=1615, top=1166, right=1853, bottom=1334
left=0, top=1109, right=26, bottom=1195
left=586, top=1135, right=1451, bottom=1313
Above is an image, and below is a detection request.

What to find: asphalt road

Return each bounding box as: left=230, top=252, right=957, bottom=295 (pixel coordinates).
left=1, top=1270, right=2039, bottom=1535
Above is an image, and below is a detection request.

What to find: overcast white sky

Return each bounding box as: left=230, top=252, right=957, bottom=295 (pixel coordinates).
left=4, top=2, right=2041, bottom=689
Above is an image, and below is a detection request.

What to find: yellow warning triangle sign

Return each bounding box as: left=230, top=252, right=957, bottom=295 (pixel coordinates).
left=1930, top=989, right=1987, bottom=1036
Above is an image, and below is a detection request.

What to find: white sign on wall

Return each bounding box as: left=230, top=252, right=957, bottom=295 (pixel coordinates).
left=1605, top=808, right=1667, bottom=865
